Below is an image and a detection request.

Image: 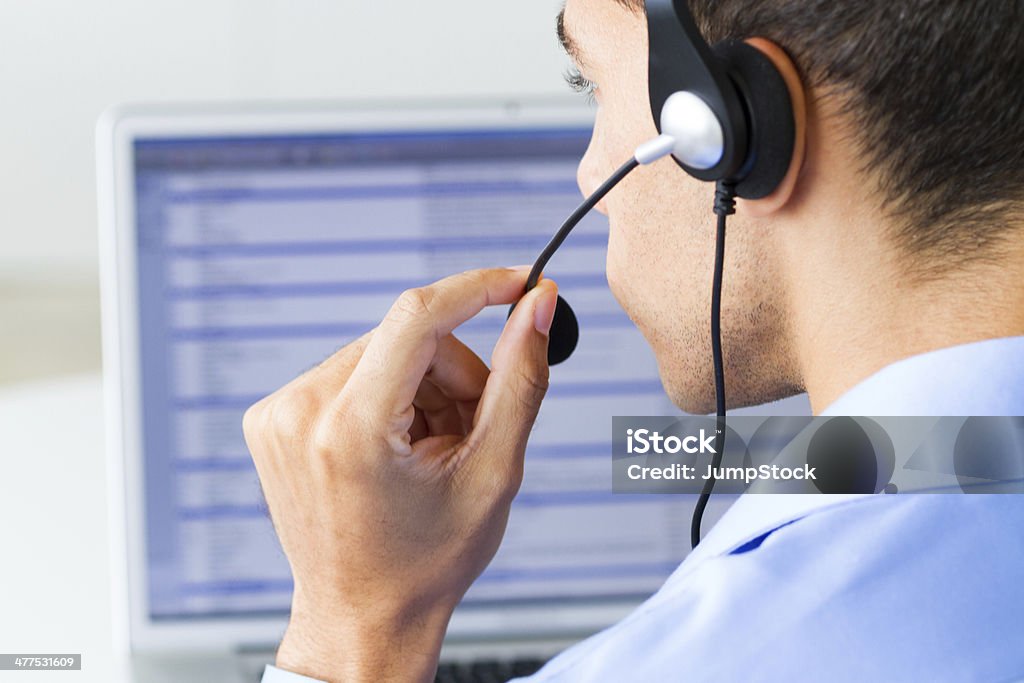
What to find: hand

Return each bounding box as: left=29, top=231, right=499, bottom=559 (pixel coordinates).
left=242, top=268, right=558, bottom=683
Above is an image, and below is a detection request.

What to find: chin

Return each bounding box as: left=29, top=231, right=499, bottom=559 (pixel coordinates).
left=637, top=332, right=714, bottom=415
left=659, top=368, right=718, bottom=416
left=652, top=335, right=800, bottom=415
left=663, top=361, right=805, bottom=415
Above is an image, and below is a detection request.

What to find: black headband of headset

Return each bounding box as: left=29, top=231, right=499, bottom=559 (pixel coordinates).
left=645, top=0, right=749, bottom=180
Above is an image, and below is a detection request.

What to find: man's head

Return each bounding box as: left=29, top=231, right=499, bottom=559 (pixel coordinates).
left=558, top=0, right=1024, bottom=413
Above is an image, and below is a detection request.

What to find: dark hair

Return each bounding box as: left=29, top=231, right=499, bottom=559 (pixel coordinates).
left=616, top=0, right=1024, bottom=273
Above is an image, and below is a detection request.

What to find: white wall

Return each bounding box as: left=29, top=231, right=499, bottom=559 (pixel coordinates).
left=0, top=0, right=571, bottom=382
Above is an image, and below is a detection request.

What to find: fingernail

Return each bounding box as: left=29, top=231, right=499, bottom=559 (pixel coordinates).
left=534, top=280, right=558, bottom=336
left=507, top=264, right=534, bottom=272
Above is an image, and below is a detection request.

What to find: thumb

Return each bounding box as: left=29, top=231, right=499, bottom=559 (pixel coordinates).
left=472, top=278, right=557, bottom=447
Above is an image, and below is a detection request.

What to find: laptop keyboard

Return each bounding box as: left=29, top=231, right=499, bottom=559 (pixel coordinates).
left=434, top=657, right=548, bottom=683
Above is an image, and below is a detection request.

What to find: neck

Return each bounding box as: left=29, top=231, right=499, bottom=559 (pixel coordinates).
left=775, top=96, right=1024, bottom=414
left=785, top=215, right=1024, bottom=415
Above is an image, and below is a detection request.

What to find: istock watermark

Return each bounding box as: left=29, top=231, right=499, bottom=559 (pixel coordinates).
left=611, top=416, right=1024, bottom=495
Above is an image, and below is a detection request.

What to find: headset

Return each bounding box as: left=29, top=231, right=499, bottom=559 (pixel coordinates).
left=511, top=0, right=797, bottom=547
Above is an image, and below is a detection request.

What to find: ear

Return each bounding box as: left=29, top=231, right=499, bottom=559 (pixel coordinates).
left=739, top=37, right=807, bottom=217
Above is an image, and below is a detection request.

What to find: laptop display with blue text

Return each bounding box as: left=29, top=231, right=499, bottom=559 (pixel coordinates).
left=100, top=103, right=695, bottom=663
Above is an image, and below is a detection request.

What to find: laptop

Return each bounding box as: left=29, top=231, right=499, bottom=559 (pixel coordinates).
left=97, top=100, right=697, bottom=682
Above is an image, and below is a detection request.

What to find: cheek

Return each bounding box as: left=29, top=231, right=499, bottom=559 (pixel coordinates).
left=604, top=193, right=649, bottom=317
left=605, top=223, right=629, bottom=308
left=603, top=167, right=709, bottom=320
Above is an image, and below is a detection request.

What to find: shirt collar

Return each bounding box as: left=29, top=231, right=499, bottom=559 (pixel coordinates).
left=687, top=335, right=1024, bottom=563
left=684, top=493, right=871, bottom=565
left=821, top=335, right=1024, bottom=417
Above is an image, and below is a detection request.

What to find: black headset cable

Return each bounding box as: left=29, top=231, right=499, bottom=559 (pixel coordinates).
left=518, top=134, right=735, bottom=549
left=525, top=157, right=639, bottom=292
left=690, top=180, right=736, bottom=548
left=525, top=134, right=676, bottom=292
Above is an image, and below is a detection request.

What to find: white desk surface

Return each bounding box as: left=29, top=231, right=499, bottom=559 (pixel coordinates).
left=0, top=373, right=125, bottom=682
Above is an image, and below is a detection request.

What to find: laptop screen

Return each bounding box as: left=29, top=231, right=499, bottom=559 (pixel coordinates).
left=130, top=125, right=691, bottom=622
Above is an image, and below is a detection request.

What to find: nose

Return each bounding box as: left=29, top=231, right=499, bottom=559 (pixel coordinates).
left=576, top=138, right=610, bottom=216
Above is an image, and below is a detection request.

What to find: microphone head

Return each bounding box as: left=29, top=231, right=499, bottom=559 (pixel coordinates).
left=507, top=294, right=579, bottom=365
left=547, top=295, right=580, bottom=365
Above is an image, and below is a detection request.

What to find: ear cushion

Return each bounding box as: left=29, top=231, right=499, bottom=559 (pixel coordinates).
left=711, top=40, right=796, bottom=199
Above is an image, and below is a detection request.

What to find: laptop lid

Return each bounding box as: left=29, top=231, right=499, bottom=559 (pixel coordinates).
left=97, top=100, right=693, bottom=655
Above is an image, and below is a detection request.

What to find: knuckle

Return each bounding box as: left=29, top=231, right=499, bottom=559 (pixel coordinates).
left=461, top=268, right=489, bottom=290
left=316, top=389, right=368, bottom=451
left=390, top=287, right=435, bottom=322
left=267, top=387, right=319, bottom=439
left=309, top=416, right=340, bottom=460
left=460, top=269, right=498, bottom=304
left=241, top=400, right=266, bottom=441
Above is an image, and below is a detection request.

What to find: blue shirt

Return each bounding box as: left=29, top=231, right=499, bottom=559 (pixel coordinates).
left=264, top=336, right=1024, bottom=682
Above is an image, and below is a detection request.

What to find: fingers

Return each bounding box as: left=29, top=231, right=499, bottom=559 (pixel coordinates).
left=414, top=334, right=490, bottom=438
left=409, top=407, right=429, bottom=442
left=425, top=334, right=490, bottom=403
left=470, top=278, right=557, bottom=469
left=347, top=268, right=530, bottom=415
left=413, top=381, right=466, bottom=437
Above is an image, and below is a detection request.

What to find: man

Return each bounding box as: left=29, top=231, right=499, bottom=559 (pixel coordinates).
left=248, top=0, right=1024, bottom=680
